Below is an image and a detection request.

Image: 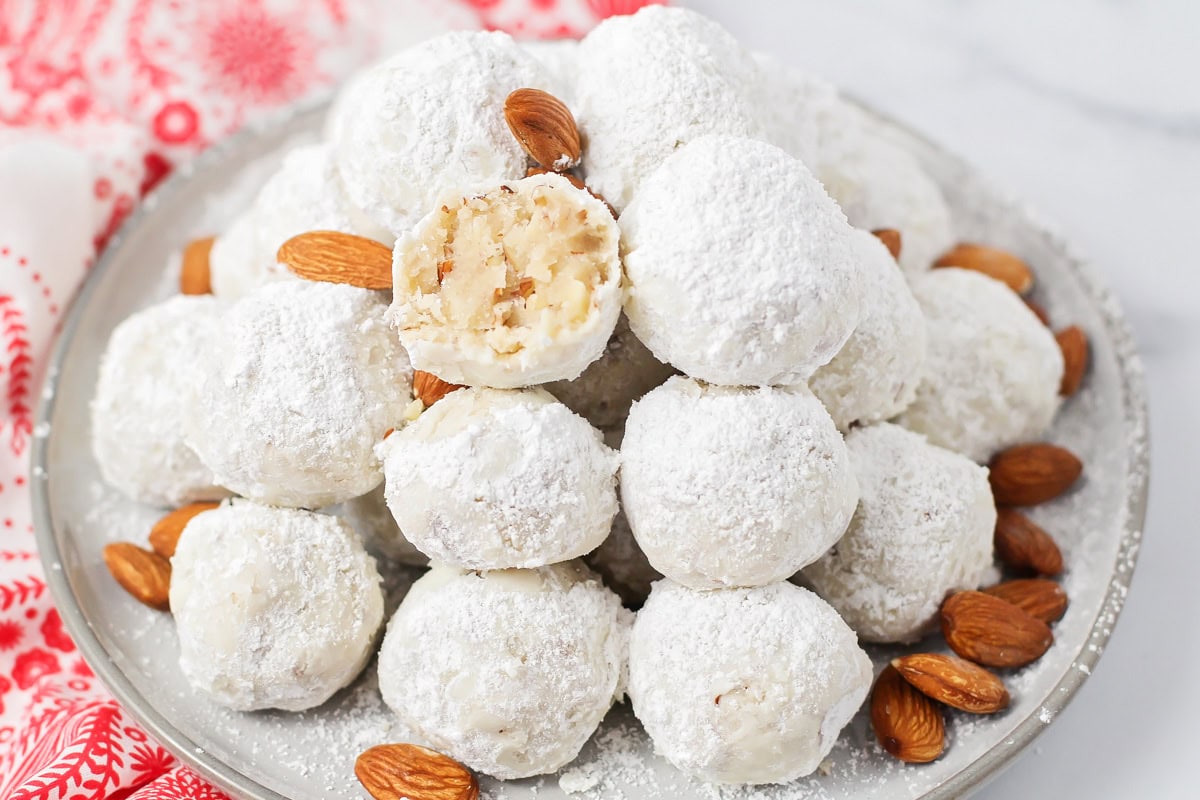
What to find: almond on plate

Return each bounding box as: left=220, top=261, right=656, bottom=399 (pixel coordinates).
left=149, top=501, right=221, bottom=559
left=871, top=228, right=902, bottom=261
left=1056, top=326, right=1089, bottom=397
left=871, top=665, right=945, bottom=763
left=103, top=542, right=172, bottom=611
left=892, top=653, right=1010, bottom=714
left=933, top=242, right=1034, bottom=295
left=989, top=443, right=1083, bottom=507
left=355, top=743, right=479, bottom=800
left=981, top=578, right=1069, bottom=624
left=941, top=590, right=1053, bottom=669
left=994, top=508, right=1064, bottom=576
left=180, top=236, right=215, bottom=295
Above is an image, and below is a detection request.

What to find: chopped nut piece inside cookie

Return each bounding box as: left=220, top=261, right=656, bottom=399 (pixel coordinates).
left=391, top=172, right=621, bottom=387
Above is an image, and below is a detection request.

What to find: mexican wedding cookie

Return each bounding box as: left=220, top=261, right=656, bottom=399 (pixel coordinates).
left=629, top=581, right=872, bottom=784
left=802, top=423, right=996, bottom=643
left=333, top=31, right=553, bottom=233
left=170, top=503, right=384, bottom=711
left=185, top=281, right=411, bottom=508
left=895, top=268, right=1064, bottom=462
left=574, top=6, right=766, bottom=212
left=390, top=172, right=621, bottom=387
left=621, top=377, right=859, bottom=589
left=810, top=229, right=928, bottom=430
left=620, top=135, right=864, bottom=385
left=91, top=296, right=229, bottom=506
left=380, top=387, right=619, bottom=569
left=209, top=144, right=391, bottom=300
left=812, top=100, right=955, bottom=275
left=377, top=562, right=631, bottom=779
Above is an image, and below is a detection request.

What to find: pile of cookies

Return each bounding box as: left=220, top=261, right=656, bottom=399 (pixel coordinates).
left=92, top=5, right=1088, bottom=793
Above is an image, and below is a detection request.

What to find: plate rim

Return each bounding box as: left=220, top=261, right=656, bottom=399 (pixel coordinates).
left=30, top=96, right=1150, bottom=800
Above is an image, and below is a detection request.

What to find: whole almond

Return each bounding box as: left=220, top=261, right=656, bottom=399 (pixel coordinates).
left=981, top=578, right=1069, bottom=623
left=149, top=501, right=221, bottom=559
left=892, top=653, right=1010, bottom=714
left=180, top=236, right=215, bottom=295
left=103, top=543, right=172, bottom=611
left=1056, top=326, right=1089, bottom=397
left=941, top=590, right=1053, bottom=668
left=1024, top=298, right=1051, bottom=327
left=989, top=443, right=1083, bottom=506
left=871, top=665, right=945, bottom=763
left=994, top=508, right=1064, bottom=576
left=413, top=370, right=464, bottom=408
left=277, top=230, right=393, bottom=290
left=505, top=88, right=582, bottom=172
left=871, top=228, right=902, bottom=261
left=934, top=243, right=1034, bottom=295
left=355, top=743, right=479, bottom=800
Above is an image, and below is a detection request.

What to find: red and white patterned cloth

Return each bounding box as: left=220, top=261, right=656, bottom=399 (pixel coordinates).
left=0, top=1, right=660, bottom=797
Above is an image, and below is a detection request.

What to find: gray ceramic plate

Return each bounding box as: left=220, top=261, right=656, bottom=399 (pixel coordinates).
left=32, top=97, right=1148, bottom=800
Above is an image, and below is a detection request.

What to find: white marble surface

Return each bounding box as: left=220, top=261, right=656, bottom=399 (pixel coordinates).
left=685, top=0, right=1200, bottom=796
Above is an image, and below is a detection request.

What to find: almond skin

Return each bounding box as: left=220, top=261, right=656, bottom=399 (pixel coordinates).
left=149, top=501, right=221, bottom=559
left=277, top=230, right=393, bottom=290
left=989, top=443, right=1083, bottom=507
left=981, top=578, right=1069, bottom=624
left=103, top=543, right=172, bottom=611
left=933, top=243, right=1034, bottom=295
left=505, top=88, right=582, bottom=172
left=871, top=665, right=945, bottom=763
left=871, top=229, right=902, bottom=261
left=412, top=370, right=464, bottom=408
left=994, top=508, right=1064, bottom=576
left=941, top=590, right=1053, bottom=668
left=355, top=743, right=479, bottom=800
left=1056, top=326, right=1089, bottom=397
left=180, top=236, right=215, bottom=295
left=892, top=653, right=1010, bottom=714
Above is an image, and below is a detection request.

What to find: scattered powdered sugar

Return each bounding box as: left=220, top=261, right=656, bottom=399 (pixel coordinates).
left=620, top=134, right=864, bottom=386
left=809, top=229, right=928, bottom=431
left=376, top=562, right=632, bottom=779
left=380, top=388, right=619, bottom=570
left=332, top=31, right=554, bottom=234
left=170, top=502, right=385, bottom=712
left=185, top=281, right=412, bottom=509
left=90, top=295, right=231, bottom=507
left=628, top=581, right=872, bottom=785
left=620, top=377, right=858, bottom=589
left=896, top=268, right=1064, bottom=463
left=574, top=6, right=767, bottom=212
left=801, top=423, right=996, bottom=644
